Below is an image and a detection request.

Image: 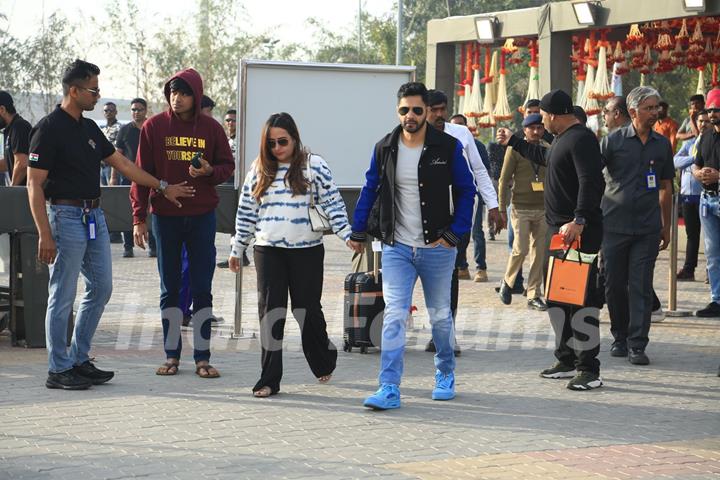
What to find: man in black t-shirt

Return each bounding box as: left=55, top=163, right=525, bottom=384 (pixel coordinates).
left=0, top=91, right=31, bottom=186
left=27, top=59, right=194, bottom=390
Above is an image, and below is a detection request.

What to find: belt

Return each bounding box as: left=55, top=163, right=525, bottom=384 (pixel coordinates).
left=50, top=198, right=101, bottom=208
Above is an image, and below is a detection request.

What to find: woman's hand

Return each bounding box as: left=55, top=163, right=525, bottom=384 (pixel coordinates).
left=228, top=255, right=242, bottom=273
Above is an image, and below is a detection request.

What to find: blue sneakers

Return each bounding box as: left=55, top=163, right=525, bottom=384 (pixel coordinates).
left=363, top=383, right=401, bottom=410
left=432, top=371, right=455, bottom=401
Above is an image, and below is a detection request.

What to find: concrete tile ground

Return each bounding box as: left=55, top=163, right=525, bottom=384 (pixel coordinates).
left=0, top=232, right=718, bottom=480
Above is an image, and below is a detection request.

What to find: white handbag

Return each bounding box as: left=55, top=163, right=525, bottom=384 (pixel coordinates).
left=307, top=154, right=332, bottom=232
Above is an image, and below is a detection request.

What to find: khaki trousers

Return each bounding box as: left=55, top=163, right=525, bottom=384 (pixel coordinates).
left=503, top=206, right=547, bottom=299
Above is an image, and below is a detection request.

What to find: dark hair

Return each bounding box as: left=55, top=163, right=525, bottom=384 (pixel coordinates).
left=252, top=112, right=308, bottom=201
left=573, top=105, right=587, bottom=124
left=201, top=95, right=215, bottom=109
left=169, top=77, right=193, bottom=96
left=130, top=98, right=147, bottom=108
left=427, top=89, right=448, bottom=107
left=61, top=59, right=100, bottom=95
left=397, top=82, right=428, bottom=104
left=659, top=100, right=669, bottom=109
left=450, top=113, right=467, bottom=125
left=609, top=96, right=630, bottom=119
left=689, top=94, right=705, bottom=104
left=525, top=99, right=541, bottom=109
left=104, top=102, right=116, bottom=108
left=226, top=109, right=237, bottom=115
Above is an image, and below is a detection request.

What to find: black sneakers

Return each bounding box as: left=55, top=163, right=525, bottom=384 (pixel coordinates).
left=498, top=281, right=512, bottom=305
left=566, top=371, right=603, bottom=390
left=540, top=361, right=576, bottom=379
left=696, top=302, right=720, bottom=318
left=610, top=341, right=628, bottom=357
left=527, top=297, right=548, bottom=311
left=73, top=361, right=115, bottom=385
left=628, top=348, right=650, bottom=365
left=46, top=370, right=92, bottom=390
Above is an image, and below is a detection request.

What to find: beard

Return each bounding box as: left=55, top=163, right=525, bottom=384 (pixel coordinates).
left=403, top=118, right=424, bottom=133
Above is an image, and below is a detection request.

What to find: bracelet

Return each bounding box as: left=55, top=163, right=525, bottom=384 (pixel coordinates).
left=133, top=220, right=145, bottom=226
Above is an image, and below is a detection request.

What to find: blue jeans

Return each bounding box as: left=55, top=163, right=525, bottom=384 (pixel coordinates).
left=46, top=205, right=113, bottom=373
left=379, top=242, right=456, bottom=385
left=700, top=194, right=720, bottom=303
left=153, top=211, right=217, bottom=362
left=472, top=198, right=487, bottom=270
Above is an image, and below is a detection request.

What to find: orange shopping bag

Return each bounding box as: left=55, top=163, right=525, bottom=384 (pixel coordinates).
left=545, top=235, right=594, bottom=307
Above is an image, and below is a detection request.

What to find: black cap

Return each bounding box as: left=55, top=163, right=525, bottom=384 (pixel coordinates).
left=522, top=113, right=543, bottom=127
left=539, top=89, right=574, bottom=115
left=0, top=91, right=14, bottom=108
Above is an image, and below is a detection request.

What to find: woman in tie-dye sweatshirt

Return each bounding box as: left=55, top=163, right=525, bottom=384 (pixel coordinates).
left=229, top=112, right=353, bottom=397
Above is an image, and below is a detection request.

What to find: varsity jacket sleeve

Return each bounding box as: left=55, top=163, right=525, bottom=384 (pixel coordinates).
left=444, top=140, right=476, bottom=245
left=462, top=128, right=498, bottom=209
left=350, top=148, right=382, bottom=242
left=312, top=156, right=352, bottom=241
left=231, top=167, right=260, bottom=257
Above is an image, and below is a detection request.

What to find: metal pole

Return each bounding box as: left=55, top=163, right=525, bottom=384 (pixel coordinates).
left=396, top=1, right=403, bottom=65
left=666, top=188, right=692, bottom=317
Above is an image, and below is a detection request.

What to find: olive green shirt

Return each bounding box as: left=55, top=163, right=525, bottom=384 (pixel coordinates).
left=498, top=141, right=549, bottom=211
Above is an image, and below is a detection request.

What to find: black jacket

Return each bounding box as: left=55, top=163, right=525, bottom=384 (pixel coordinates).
left=350, top=124, right=476, bottom=246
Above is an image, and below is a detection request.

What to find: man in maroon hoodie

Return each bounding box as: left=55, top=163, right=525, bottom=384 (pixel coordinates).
left=130, top=69, right=234, bottom=378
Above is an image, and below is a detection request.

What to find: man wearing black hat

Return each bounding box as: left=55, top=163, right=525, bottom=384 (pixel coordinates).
left=497, top=113, right=549, bottom=311
left=0, top=91, right=32, bottom=186
left=496, top=89, right=605, bottom=391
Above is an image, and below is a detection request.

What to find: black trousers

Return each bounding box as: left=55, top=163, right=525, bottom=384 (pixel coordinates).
left=546, top=224, right=602, bottom=374
left=253, top=245, right=337, bottom=394
left=682, top=200, right=701, bottom=271
left=603, top=230, right=661, bottom=351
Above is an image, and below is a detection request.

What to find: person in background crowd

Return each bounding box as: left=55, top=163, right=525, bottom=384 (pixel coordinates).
left=497, top=113, right=549, bottom=312
left=114, top=98, right=155, bottom=258
left=201, top=95, right=215, bottom=116
left=130, top=68, right=234, bottom=378
left=230, top=112, right=351, bottom=397
left=100, top=101, right=120, bottom=186
left=692, top=88, right=720, bottom=318
left=676, top=94, right=705, bottom=142
left=653, top=100, right=679, bottom=151
left=0, top=91, right=31, bottom=186
left=674, top=110, right=710, bottom=282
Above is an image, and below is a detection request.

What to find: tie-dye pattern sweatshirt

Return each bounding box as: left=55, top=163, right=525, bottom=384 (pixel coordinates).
left=231, top=154, right=351, bottom=256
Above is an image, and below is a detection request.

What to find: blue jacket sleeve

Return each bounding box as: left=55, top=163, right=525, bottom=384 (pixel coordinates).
left=673, top=139, right=694, bottom=169
left=350, top=149, right=381, bottom=241
left=446, top=141, right=476, bottom=243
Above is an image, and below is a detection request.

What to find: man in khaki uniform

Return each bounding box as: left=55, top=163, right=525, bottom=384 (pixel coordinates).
left=497, top=113, right=549, bottom=311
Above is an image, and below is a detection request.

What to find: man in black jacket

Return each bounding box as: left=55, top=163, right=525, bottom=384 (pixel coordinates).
left=349, top=82, right=476, bottom=409
left=496, top=89, right=606, bottom=391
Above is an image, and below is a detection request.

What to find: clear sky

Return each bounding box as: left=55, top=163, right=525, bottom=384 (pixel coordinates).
left=1, top=0, right=395, bottom=98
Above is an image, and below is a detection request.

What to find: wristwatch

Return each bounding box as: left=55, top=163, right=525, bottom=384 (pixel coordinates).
left=156, top=179, right=168, bottom=195
left=573, top=216, right=587, bottom=226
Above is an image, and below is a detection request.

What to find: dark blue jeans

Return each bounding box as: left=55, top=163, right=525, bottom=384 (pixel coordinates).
left=153, top=211, right=217, bottom=362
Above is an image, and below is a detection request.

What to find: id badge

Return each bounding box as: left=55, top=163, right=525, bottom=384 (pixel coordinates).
left=531, top=181, right=544, bottom=192
left=646, top=173, right=657, bottom=190
left=701, top=202, right=708, bottom=218
left=87, top=213, right=97, bottom=240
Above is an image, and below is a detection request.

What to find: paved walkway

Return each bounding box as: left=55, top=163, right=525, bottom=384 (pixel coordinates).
left=0, top=232, right=718, bottom=480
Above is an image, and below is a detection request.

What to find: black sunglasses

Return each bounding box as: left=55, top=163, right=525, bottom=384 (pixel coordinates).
left=268, top=138, right=290, bottom=148
left=398, top=106, right=425, bottom=116
left=706, top=108, right=720, bottom=114
left=130, top=107, right=145, bottom=112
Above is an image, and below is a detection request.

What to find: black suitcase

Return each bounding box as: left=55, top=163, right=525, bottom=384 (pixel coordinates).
left=343, top=252, right=384, bottom=353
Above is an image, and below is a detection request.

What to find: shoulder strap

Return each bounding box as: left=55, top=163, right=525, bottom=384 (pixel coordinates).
left=307, top=153, right=316, bottom=207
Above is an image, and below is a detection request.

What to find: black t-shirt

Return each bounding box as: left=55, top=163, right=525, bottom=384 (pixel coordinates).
left=115, top=122, right=140, bottom=163
left=693, top=129, right=720, bottom=191
left=3, top=114, right=32, bottom=185
left=28, top=106, right=115, bottom=199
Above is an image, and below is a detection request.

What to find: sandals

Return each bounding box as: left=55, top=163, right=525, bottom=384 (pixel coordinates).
left=195, top=364, right=220, bottom=378
left=156, top=360, right=179, bottom=376
left=318, top=374, right=332, bottom=384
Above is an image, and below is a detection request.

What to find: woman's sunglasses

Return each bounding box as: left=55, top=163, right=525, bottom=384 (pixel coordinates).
left=268, top=138, right=290, bottom=148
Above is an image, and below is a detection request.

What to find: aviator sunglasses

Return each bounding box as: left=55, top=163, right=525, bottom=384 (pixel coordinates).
left=398, top=106, right=425, bottom=116
left=268, top=138, right=290, bottom=148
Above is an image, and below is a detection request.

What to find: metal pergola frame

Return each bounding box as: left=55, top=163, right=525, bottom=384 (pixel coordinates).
left=426, top=0, right=720, bottom=110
